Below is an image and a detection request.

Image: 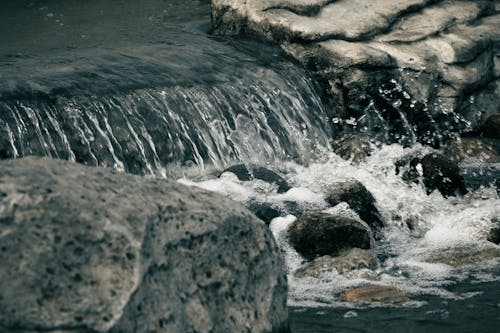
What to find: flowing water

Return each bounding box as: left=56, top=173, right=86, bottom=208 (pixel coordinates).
left=1, top=1, right=499, bottom=332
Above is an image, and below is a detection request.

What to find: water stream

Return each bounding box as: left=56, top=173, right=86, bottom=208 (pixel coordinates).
left=1, top=1, right=499, bottom=332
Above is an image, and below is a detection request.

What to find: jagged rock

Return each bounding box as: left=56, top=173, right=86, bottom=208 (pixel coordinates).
left=287, top=212, right=371, bottom=260
left=420, top=153, right=468, bottom=197
left=294, top=248, right=378, bottom=278
left=212, top=0, right=500, bottom=146
left=343, top=285, right=410, bottom=304
left=424, top=245, right=500, bottom=267
left=0, top=157, right=288, bottom=333
left=325, top=180, right=384, bottom=231
left=481, top=114, right=500, bottom=139
left=221, top=164, right=291, bottom=193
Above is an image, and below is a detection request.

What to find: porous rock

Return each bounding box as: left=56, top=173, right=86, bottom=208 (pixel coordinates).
left=0, top=157, right=288, bottom=333
left=287, top=212, right=371, bottom=260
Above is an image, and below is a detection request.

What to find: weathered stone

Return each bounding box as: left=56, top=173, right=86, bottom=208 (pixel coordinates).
left=212, top=0, right=500, bottom=146
left=294, top=248, right=378, bottom=278
left=287, top=212, right=371, bottom=260
left=247, top=200, right=283, bottom=225
left=343, top=285, right=410, bottom=304
left=325, top=180, right=383, bottom=231
left=424, top=245, right=500, bottom=267
left=0, top=157, right=288, bottom=333
left=221, top=164, right=291, bottom=193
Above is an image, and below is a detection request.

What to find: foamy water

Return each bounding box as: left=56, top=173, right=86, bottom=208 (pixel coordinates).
left=179, top=144, right=500, bottom=308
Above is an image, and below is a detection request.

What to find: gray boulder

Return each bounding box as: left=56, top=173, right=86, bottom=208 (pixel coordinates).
left=287, top=212, right=371, bottom=260
left=212, top=0, right=500, bottom=146
left=0, top=157, right=288, bottom=333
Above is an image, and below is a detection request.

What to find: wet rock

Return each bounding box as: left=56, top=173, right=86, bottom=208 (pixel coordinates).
left=444, top=137, right=500, bottom=163
left=481, top=114, right=500, bottom=140
left=287, top=212, right=371, bottom=260
left=425, top=245, right=500, bottom=267
left=325, top=180, right=384, bottom=231
left=487, top=218, right=500, bottom=245
left=212, top=0, right=500, bottom=145
left=221, top=164, right=291, bottom=193
left=295, top=248, right=378, bottom=278
left=420, top=153, right=468, bottom=197
left=331, top=132, right=372, bottom=164
left=343, top=285, right=410, bottom=304
left=0, top=157, right=288, bottom=333
left=247, top=200, right=283, bottom=225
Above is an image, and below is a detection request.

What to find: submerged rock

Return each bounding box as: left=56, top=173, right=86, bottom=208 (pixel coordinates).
left=287, top=212, right=371, bottom=260
left=221, top=164, right=291, bottom=193
left=212, top=0, right=500, bottom=145
left=295, top=248, right=378, bottom=278
left=0, top=157, right=288, bottom=333
left=325, top=180, right=384, bottom=231
left=343, top=285, right=410, bottom=304
left=424, top=245, right=500, bottom=267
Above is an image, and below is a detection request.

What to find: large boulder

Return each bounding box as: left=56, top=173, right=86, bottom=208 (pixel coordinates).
left=212, top=0, right=500, bottom=146
left=287, top=212, right=371, bottom=260
left=325, top=180, right=384, bottom=231
left=0, top=157, right=289, bottom=333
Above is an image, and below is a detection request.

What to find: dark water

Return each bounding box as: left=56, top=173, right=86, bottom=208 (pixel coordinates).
left=290, top=269, right=500, bottom=333
left=1, top=1, right=499, bottom=332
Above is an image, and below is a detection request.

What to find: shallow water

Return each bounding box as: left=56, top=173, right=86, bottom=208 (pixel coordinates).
left=1, top=1, right=499, bottom=332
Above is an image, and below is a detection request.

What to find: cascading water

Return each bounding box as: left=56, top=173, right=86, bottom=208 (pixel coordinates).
left=1, top=0, right=499, bottom=332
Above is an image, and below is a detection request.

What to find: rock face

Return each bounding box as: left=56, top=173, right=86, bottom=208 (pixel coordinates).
left=420, top=153, right=468, bottom=197
left=287, top=212, right=371, bottom=260
left=325, top=180, right=383, bottom=231
left=0, top=157, right=289, bottom=333
left=294, top=248, right=378, bottom=278
left=212, top=0, right=500, bottom=146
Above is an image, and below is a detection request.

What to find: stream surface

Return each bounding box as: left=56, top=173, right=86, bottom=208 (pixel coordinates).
left=1, top=1, right=499, bottom=332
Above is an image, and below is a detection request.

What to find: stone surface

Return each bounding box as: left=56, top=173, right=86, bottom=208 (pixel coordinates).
left=487, top=217, right=500, bottom=245
left=287, top=212, right=371, bottom=260
left=212, top=0, right=500, bottom=146
left=420, top=153, right=468, bottom=197
left=294, top=248, right=378, bottom=278
left=221, top=164, right=291, bottom=193
left=0, top=157, right=288, bottom=333
left=424, top=245, right=500, bottom=267
left=343, top=285, right=411, bottom=304
left=331, top=132, right=373, bottom=164
left=325, top=180, right=384, bottom=231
